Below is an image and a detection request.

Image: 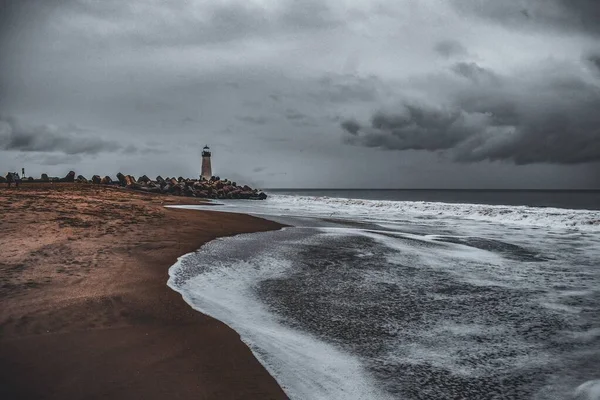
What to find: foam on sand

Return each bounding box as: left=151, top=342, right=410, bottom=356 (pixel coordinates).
left=168, top=230, right=391, bottom=400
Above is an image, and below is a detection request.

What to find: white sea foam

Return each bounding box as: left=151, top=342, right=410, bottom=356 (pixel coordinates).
left=265, top=195, right=600, bottom=231
left=168, top=232, right=391, bottom=400
left=574, top=380, right=600, bottom=400
left=167, top=194, right=600, bottom=399
left=171, top=194, right=600, bottom=231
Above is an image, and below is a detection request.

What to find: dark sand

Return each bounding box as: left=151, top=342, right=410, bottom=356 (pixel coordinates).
left=0, top=183, right=288, bottom=399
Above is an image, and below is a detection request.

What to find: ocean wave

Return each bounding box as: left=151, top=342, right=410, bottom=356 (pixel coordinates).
left=266, top=195, right=600, bottom=231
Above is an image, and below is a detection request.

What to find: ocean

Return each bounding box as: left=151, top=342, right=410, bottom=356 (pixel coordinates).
left=168, top=190, right=600, bottom=400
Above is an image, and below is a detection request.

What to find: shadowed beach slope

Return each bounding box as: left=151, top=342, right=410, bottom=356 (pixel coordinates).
left=0, top=184, right=287, bottom=400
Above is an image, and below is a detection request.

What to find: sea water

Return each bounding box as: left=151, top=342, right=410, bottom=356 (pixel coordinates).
left=168, top=192, right=600, bottom=399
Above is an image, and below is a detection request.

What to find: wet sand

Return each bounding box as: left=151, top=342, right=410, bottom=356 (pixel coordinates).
left=0, top=183, right=288, bottom=400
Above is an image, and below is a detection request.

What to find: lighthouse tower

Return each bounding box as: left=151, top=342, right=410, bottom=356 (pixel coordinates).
left=201, top=145, right=212, bottom=180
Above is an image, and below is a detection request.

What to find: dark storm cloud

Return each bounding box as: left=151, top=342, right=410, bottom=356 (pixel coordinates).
left=340, top=119, right=361, bottom=135
left=341, top=62, right=600, bottom=165
left=342, top=104, right=484, bottom=152
left=434, top=40, right=468, bottom=58
left=454, top=0, right=600, bottom=35
left=0, top=116, right=122, bottom=154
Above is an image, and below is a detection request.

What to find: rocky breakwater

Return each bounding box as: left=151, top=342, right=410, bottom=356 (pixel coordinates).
left=112, top=173, right=267, bottom=200
left=6, top=171, right=268, bottom=200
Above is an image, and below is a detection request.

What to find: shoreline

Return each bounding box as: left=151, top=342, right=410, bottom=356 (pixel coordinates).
left=0, top=184, right=288, bottom=399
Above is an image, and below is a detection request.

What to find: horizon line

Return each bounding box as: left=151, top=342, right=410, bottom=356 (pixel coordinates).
left=263, top=188, right=600, bottom=191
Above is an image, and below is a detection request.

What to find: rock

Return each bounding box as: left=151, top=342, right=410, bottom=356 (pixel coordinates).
left=28, top=177, right=34, bottom=181
left=76, top=175, right=88, bottom=183
left=138, top=175, right=151, bottom=183
left=184, top=186, right=195, bottom=197
left=41, top=173, right=49, bottom=182
left=117, top=172, right=127, bottom=186
left=124, top=175, right=137, bottom=187
left=156, top=175, right=165, bottom=184
left=257, top=192, right=267, bottom=200
left=91, top=175, right=102, bottom=184
left=101, top=176, right=112, bottom=184
left=60, top=171, right=76, bottom=182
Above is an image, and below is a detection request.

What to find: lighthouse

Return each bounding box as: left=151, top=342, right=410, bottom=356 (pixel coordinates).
left=201, top=145, right=212, bottom=181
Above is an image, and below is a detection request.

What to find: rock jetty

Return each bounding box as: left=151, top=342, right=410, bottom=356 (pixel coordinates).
left=8, top=171, right=267, bottom=200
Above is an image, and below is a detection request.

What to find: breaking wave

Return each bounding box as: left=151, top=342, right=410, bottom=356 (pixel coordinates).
left=265, top=195, right=600, bottom=231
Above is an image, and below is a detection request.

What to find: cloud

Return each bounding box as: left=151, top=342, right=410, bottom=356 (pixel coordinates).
left=0, top=116, right=123, bottom=155
left=47, top=0, right=341, bottom=48
left=340, top=119, right=361, bottom=135
left=237, top=115, right=269, bottom=125
left=453, top=0, right=600, bottom=36
left=25, top=153, right=83, bottom=166
left=312, top=74, right=384, bottom=104
left=586, top=53, right=600, bottom=73
left=341, top=61, right=600, bottom=165
left=451, top=62, right=500, bottom=84
left=434, top=40, right=468, bottom=58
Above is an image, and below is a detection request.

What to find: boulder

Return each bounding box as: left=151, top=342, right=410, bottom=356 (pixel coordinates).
left=138, top=175, right=151, bottom=184
left=124, top=175, right=137, bottom=187
left=60, top=171, right=76, bottom=182
left=184, top=186, right=195, bottom=197
left=27, top=177, right=34, bottom=181
left=156, top=176, right=165, bottom=184
left=257, top=192, right=268, bottom=200
left=101, top=176, right=112, bottom=185
left=91, top=175, right=102, bottom=184
left=41, top=173, right=49, bottom=182
left=76, top=175, right=88, bottom=183
left=116, top=172, right=127, bottom=186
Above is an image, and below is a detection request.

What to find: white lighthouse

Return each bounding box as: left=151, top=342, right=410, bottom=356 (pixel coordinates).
left=201, top=145, right=212, bottom=180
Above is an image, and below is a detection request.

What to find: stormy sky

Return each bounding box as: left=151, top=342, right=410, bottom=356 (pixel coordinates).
left=1, top=0, right=599, bottom=188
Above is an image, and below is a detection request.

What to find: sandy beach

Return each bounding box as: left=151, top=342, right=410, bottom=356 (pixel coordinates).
left=0, top=183, right=287, bottom=400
